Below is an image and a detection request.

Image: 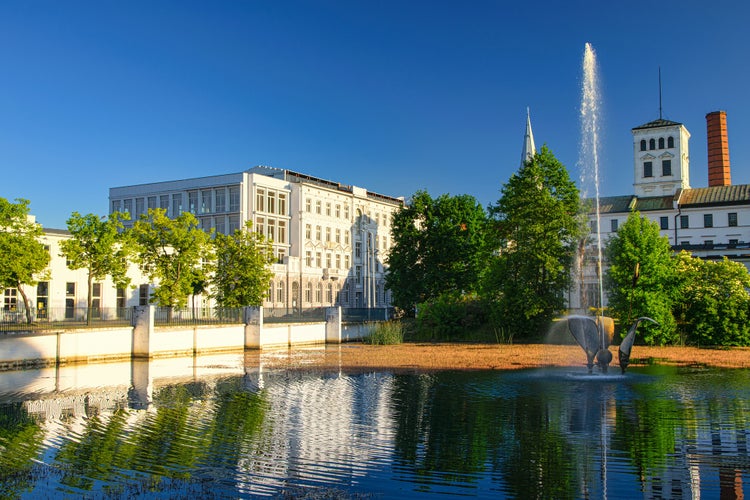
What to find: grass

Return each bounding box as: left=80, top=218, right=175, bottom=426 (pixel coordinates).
left=364, top=320, right=404, bottom=345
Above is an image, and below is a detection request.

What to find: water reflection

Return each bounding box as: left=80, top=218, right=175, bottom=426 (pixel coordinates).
left=0, top=351, right=748, bottom=498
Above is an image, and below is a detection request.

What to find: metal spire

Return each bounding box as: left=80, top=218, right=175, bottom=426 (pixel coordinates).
left=521, top=107, right=537, bottom=167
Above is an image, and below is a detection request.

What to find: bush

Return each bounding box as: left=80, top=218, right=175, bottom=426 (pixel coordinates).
left=414, top=293, right=497, bottom=342
left=365, top=321, right=404, bottom=345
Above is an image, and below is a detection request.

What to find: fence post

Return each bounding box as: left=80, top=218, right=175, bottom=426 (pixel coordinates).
left=132, top=305, right=155, bottom=359
left=244, top=306, right=263, bottom=349
left=325, top=306, right=341, bottom=344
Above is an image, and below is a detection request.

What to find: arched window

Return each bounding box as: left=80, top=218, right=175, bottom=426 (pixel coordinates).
left=316, top=283, right=323, bottom=303
left=640, top=139, right=647, bottom=151
left=658, top=137, right=665, bottom=149
left=649, top=138, right=656, bottom=150
left=667, top=136, right=674, bottom=148
left=277, top=281, right=285, bottom=304
left=305, top=282, right=312, bottom=303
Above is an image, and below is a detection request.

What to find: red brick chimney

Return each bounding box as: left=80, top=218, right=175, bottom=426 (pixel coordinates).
left=706, top=110, right=731, bottom=186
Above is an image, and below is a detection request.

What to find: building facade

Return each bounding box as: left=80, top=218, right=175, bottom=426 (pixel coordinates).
left=570, top=110, right=750, bottom=313
left=108, top=166, right=403, bottom=311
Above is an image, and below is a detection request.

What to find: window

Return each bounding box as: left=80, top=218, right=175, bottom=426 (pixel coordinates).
left=267, top=191, right=275, bottom=214
left=228, top=215, right=240, bottom=233
left=335, top=229, right=341, bottom=243
left=730, top=239, right=739, bottom=246
left=278, top=193, right=287, bottom=215
left=172, top=194, right=182, bottom=216
left=316, top=200, right=322, bottom=214
left=147, top=196, right=157, bottom=211
left=188, top=191, right=198, bottom=214
left=325, top=227, right=331, bottom=242
left=704, top=214, right=713, bottom=228
left=306, top=198, right=311, bottom=212
left=729, top=212, right=738, bottom=227
left=3, top=288, right=17, bottom=311
left=160, top=195, right=169, bottom=211
left=667, top=136, right=674, bottom=148
left=135, top=200, right=145, bottom=220
left=200, top=190, right=211, bottom=213
left=214, top=189, right=226, bottom=212
left=335, top=254, right=341, bottom=269
left=215, top=217, right=226, bottom=235
left=37, top=282, right=49, bottom=318
left=326, top=202, right=331, bottom=216
left=277, top=281, right=284, bottom=303
left=643, top=161, right=653, bottom=178
left=355, top=242, right=362, bottom=259
left=326, top=253, right=332, bottom=269
left=649, top=138, right=656, bottom=150
left=256, top=217, right=265, bottom=236
left=316, top=283, right=323, bottom=303
left=327, top=283, right=333, bottom=304
left=658, top=137, right=665, bottom=149
left=267, top=219, right=275, bottom=241
left=305, top=282, right=312, bottom=302
left=662, top=160, right=672, bottom=176
left=306, top=251, right=312, bottom=267
left=344, top=231, right=350, bottom=245
left=680, top=215, right=689, bottom=229
left=344, top=205, right=350, bottom=220
left=111, top=200, right=121, bottom=213
left=229, top=186, right=240, bottom=211
left=92, top=283, right=102, bottom=318
left=305, top=224, right=311, bottom=240
left=316, top=252, right=321, bottom=267
left=640, top=139, right=647, bottom=151
left=704, top=240, right=714, bottom=246
left=123, top=199, right=133, bottom=215
left=316, top=225, right=321, bottom=241
left=610, top=219, right=618, bottom=232
left=116, top=286, right=126, bottom=310
left=139, top=284, right=149, bottom=306
left=336, top=204, right=341, bottom=218
left=356, top=266, right=362, bottom=284
left=660, top=217, right=669, bottom=230
left=345, top=255, right=350, bottom=269
left=277, top=220, right=286, bottom=243
left=256, top=188, right=265, bottom=212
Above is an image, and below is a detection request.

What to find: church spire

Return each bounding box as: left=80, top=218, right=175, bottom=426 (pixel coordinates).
left=521, top=107, right=536, bottom=166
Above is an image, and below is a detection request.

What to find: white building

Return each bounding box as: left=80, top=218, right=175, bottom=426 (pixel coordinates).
left=570, top=110, right=750, bottom=313
left=2, top=168, right=402, bottom=320
left=109, top=166, right=404, bottom=311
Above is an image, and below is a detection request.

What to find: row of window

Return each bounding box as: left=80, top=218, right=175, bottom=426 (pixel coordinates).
left=304, top=251, right=385, bottom=274
left=112, top=186, right=242, bottom=219
left=304, top=198, right=392, bottom=228
left=640, top=136, right=675, bottom=151
left=266, top=280, right=388, bottom=307
left=606, top=212, right=739, bottom=232
left=643, top=160, right=671, bottom=178
left=255, top=188, right=288, bottom=216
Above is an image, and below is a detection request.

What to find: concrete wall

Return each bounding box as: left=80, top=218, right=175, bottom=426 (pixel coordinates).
left=0, top=306, right=358, bottom=370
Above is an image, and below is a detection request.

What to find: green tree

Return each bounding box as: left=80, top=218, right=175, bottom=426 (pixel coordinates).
left=485, top=146, right=584, bottom=338
left=128, top=208, right=212, bottom=309
left=673, top=252, right=750, bottom=346
left=385, top=191, right=490, bottom=316
left=604, top=211, right=677, bottom=344
left=211, top=222, right=274, bottom=308
left=0, top=198, right=50, bottom=323
left=59, top=212, right=132, bottom=324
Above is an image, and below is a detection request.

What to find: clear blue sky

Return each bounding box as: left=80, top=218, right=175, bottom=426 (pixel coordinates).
left=2, top=1, right=748, bottom=229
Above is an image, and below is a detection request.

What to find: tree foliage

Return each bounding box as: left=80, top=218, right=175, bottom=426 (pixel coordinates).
left=211, top=222, right=274, bottom=307
left=673, top=252, right=750, bottom=346
left=385, top=191, right=490, bottom=316
left=128, top=208, right=212, bottom=308
left=59, top=212, right=132, bottom=323
left=0, top=198, right=50, bottom=323
left=485, top=146, right=584, bottom=338
left=604, top=211, right=677, bottom=344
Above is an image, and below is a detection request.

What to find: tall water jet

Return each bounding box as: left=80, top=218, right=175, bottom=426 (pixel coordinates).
left=578, top=42, right=604, bottom=316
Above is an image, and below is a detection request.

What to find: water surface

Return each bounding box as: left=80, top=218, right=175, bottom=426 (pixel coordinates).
left=0, top=354, right=748, bottom=498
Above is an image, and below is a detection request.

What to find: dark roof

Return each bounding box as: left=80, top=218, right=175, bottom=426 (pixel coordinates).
left=633, top=195, right=675, bottom=211
left=595, top=195, right=634, bottom=214
left=632, top=118, right=683, bottom=130
left=678, top=184, right=750, bottom=207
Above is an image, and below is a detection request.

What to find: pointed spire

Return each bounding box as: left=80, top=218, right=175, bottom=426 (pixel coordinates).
left=521, top=107, right=536, bottom=167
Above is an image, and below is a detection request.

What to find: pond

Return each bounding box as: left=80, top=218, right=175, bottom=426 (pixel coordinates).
left=0, top=352, right=748, bottom=498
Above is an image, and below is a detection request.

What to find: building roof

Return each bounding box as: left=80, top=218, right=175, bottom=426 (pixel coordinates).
left=633, top=195, right=675, bottom=211
left=678, top=184, right=750, bottom=208
left=595, top=195, right=634, bottom=214
left=631, top=118, right=683, bottom=130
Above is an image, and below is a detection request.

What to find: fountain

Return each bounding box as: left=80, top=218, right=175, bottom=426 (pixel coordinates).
left=563, top=43, right=657, bottom=373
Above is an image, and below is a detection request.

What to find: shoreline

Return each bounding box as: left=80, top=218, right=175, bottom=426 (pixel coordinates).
left=255, top=342, right=750, bottom=372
